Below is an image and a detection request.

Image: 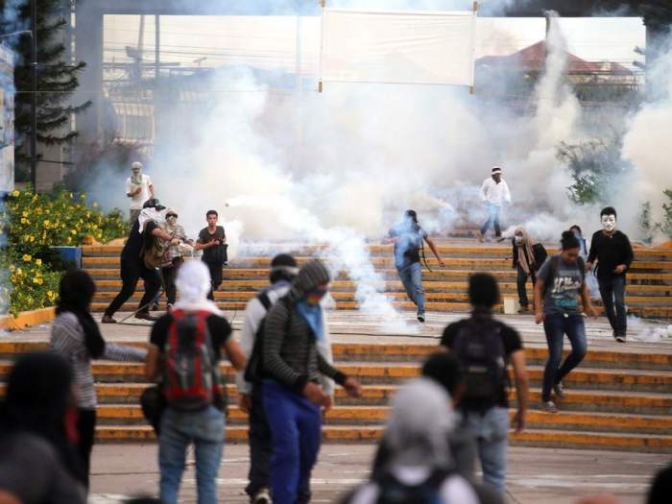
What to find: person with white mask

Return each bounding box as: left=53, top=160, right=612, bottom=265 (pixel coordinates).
left=161, top=209, right=192, bottom=310
left=126, top=161, right=154, bottom=224
left=146, top=260, right=246, bottom=504
left=341, top=378, right=479, bottom=504
left=102, top=198, right=177, bottom=323
left=479, top=167, right=511, bottom=242
left=587, top=207, right=634, bottom=343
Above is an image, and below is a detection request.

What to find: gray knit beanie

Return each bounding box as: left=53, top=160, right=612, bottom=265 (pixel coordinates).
left=293, top=259, right=331, bottom=296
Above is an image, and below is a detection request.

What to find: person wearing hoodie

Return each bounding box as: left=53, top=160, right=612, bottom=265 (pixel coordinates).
left=0, top=352, right=87, bottom=504
left=262, top=259, right=362, bottom=504
left=236, top=254, right=336, bottom=504
left=341, top=378, right=479, bottom=504
left=102, top=198, right=179, bottom=323
left=146, top=261, right=246, bottom=504
left=511, top=227, right=546, bottom=314
left=50, top=269, right=147, bottom=486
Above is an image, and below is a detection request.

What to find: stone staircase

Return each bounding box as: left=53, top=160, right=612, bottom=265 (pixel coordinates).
left=83, top=242, right=672, bottom=318
left=0, top=340, right=671, bottom=452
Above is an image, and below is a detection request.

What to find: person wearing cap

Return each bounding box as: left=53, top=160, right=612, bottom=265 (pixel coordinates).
left=383, top=210, right=445, bottom=323
left=102, top=198, right=178, bottom=323
left=161, top=209, right=192, bottom=310
left=479, top=167, right=511, bottom=242
left=126, top=161, right=155, bottom=224
left=236, top=254, right=336, bottom=504
left=262, top=259, right=362, bottom=504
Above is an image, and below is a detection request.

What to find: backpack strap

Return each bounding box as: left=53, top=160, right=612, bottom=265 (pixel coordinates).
left=257, top=290, right=272, bottom=312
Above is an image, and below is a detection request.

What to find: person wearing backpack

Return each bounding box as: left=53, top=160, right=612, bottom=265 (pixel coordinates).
left=341, top=378, right=479, bottom=504
left=146, top=260, right=246, bottom=504
left=535, top=231, right=599, bottom=413
left=439, top=273, right=529, bottom=495
left=262, top=259, right=362, bottom=504
left=236, top=253, right=336, bottom=504
left=511, top=226, right=547, bottom=314
left=383, top=210, right=445, bottom=323
left=102, top=198, right=179, bottom=323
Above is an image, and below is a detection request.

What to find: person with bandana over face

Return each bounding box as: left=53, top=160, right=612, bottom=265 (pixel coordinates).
left=511, top=227, right=546, bottom=314
left=587, top=207, right=634, bottom=343
left=479, top=167, right=511, bottom=242
left=102, top=198, right=179, bottom=323
left=383, top=210, right=445, bottom=323
left=262, top=259, right=362, bottom=504
left=126, top=161, right=154, bottom=224
left=161, top=209, right=192, bottom=311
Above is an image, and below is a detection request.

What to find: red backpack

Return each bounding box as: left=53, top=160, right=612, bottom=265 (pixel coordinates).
left=163, top=310, right=222, bottom=411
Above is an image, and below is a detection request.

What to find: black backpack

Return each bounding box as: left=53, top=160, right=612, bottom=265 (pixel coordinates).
left=373, top=467, right=453, bottom=504
left=244, top=293, right=291, bottom=383
left=452, top=318, right=507, bottom=409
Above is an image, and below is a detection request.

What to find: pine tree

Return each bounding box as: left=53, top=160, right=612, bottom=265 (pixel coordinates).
left=0, top=0, right=90, bottom=182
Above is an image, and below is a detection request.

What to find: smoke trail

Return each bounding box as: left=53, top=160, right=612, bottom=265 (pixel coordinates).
left=622, top=45, right=672, bottom=238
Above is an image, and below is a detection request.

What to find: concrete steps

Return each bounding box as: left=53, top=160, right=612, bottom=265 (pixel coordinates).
left=81, top=241, right=672, bottom=318
left=1, top=338, right=672, bottom=452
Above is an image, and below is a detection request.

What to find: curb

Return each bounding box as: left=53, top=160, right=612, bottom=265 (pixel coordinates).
left=0, top=307, right=55, bottom=331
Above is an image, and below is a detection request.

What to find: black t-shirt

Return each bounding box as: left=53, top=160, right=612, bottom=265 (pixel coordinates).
left=121, top=219, right=158, bottom=261
left=150, top=311, right=232, bottom=360
left=198, top=226, right=226, bottom=264
left=440, top=317, right=523, bottom=409
left=587, top=230, right=634, bottom=280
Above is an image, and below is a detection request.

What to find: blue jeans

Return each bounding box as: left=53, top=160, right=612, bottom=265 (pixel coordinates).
left=397, top=262, right=425, bottom=315
left=459, top=407, right=510, bottom=494
left=159, top=406, right=225, bottom=504
left=542, top=313, right=587, bottom=402
left=263, top=380, right=322, bottom=504
left=481, top=204, right=502, bottom=237
left=598, top=276, right=627, bottom=336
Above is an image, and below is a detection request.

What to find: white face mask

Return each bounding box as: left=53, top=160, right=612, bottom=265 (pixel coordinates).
left=601, top=215, right=617, bottom=232
left=514, top=236, right=523, bottom=245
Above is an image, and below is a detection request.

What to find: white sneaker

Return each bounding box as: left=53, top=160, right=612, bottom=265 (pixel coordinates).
left=553, top=382, right=566, bottom=400
left=541, top=400, right=558, bottom=413
left=252, top=488, right=272, bottom=504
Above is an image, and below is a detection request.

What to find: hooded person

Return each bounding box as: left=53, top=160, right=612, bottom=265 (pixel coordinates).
left=237, top=254, right=338, bottom=504
left=50, top=269, right=147, bottom=485
left=0, top=352, right=87, bottom=504
left=262, top=259, right=362, bottom=504
left=126, top=161, right=154, bottom=223
left=146, top=260, right=246, bottom=504
left=102, top=198, right=178, bottom=323
left=342, top=378, right=478, bottom=504
left=511, top=226, right=546, bottom=314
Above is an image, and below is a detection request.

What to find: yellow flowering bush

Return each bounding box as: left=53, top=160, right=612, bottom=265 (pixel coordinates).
left=1, top=187, right=127, bottom=315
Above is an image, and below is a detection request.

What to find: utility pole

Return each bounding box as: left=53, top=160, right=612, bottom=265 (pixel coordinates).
left=30, top=0, right=38, bottom=190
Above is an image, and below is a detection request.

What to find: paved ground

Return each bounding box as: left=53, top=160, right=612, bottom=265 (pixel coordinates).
left=88, top=444, right=668, bottom=504
left=4, top=310, right=672, bottom=503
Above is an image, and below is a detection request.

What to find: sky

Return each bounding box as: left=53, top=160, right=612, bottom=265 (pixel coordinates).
left=102, top=14, right=646, bottom=77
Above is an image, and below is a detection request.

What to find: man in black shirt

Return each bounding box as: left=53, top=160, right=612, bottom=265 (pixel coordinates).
left=102, top=199, right=177, bottom=323
left=194, top=209, right=227, bottom=301
left=587, top=207, right=634, bottom=343
left=439, top=273, right=528, bottom=495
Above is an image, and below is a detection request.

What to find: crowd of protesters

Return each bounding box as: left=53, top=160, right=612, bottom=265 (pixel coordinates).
left=0, top=161, right=652, bottom=504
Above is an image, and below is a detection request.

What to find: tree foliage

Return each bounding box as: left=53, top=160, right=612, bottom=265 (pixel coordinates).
left=0, top=0, right=91, bottom=181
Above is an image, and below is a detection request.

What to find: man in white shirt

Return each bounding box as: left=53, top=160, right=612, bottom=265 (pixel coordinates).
left=126, top=162, right=154, bottom=223
left=479, top=166, right=511, bottom=242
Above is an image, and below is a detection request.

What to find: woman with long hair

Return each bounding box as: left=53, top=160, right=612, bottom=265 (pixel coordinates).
left=50, top=269, right=146, bottom=486
left=534, top=232, right=598, bottom=413
left=0, top=352, right=87, bottom=503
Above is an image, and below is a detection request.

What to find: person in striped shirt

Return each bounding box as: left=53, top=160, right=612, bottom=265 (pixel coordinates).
left=50, top=269, right=147, bottom=487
